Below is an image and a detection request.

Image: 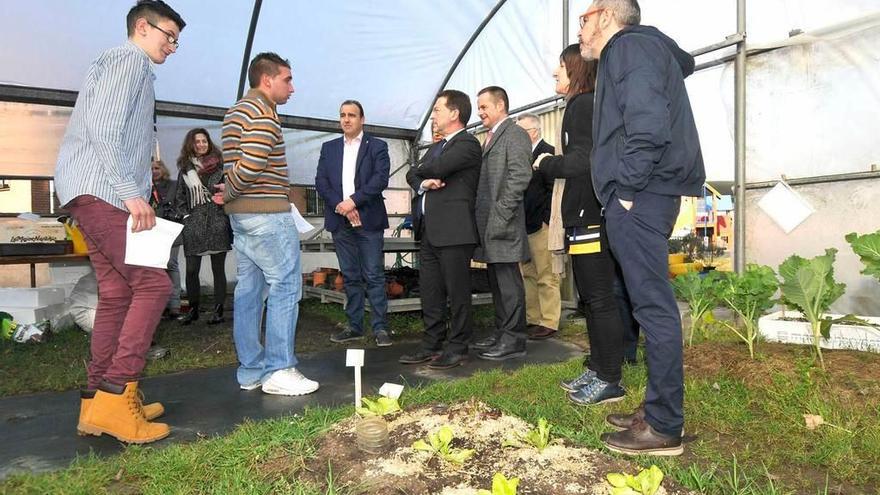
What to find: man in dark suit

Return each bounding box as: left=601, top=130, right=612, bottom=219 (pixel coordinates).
left=516, top=113, right=561, bottom=341
left=399, top=90, right=482, bottom=369
left=472, top=86, right=533, bottom=361
left=315, top=100, right=392, bottom=347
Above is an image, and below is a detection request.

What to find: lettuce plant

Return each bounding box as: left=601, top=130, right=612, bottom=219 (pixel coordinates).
left=412, top=425, right=474, bottom=464
left=718, top=264, right=778, bottom=359
left=671, top=271, right=724, bottom=346
left=356, top=396, right=401, bottom=417
left=606, top=465, right=664, bottom=495
left=503, top=417, right=552, bottom=452
left=778, top=249, right=846, bottom=370
left=477, top=473, right=519, bottom=495
left=845, top=231, right=880, bottom=282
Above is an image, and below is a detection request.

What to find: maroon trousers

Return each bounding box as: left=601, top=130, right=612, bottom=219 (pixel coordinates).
left=66, top=195, right=171, bottom=388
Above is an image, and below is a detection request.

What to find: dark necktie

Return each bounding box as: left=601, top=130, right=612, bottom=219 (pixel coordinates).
left=430, top=139, right=447, bottom=160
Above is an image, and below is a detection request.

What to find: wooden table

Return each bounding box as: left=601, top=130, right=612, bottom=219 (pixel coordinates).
left=0, top=253, right=90, bottom=287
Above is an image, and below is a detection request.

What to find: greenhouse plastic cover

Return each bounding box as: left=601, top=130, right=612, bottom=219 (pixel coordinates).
left=1, top=0, right=879, bottom=182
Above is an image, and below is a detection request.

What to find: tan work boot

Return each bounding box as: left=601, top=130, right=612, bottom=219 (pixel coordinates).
left=78, top=388, right=165, bottom=435
left=78, top=381, right=170, bottom=444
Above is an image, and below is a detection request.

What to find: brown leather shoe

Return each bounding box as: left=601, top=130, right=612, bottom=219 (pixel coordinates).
left=527, top=325, right=557, bottom=340
left=606, top=402, right=645, bottom=430
left=601, top=418, right=683, bottom=456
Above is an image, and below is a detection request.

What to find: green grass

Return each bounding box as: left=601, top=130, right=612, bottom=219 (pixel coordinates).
left=4, top=345, right=878, bottom=494
left=0, top=299, right=496, bottom=397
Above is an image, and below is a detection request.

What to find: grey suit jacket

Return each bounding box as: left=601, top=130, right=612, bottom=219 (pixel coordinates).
left=473, top=118, right=532, bottom=263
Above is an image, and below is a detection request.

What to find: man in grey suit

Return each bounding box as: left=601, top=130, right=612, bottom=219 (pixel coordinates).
left=471, top=86, right=534, bottom=361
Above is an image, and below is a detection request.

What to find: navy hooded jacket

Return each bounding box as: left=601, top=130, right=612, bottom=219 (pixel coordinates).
left=591, top=25, right=706, bottom=206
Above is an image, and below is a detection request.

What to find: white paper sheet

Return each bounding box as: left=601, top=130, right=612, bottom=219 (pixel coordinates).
left=757, top=181, right=815, bottom=234
left=290, top=203, right=315, bottom=233
left=124, top=217, right=184, bottom=269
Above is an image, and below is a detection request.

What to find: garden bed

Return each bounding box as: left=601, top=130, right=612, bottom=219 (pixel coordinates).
left=283, top=400, right=693, bottom=495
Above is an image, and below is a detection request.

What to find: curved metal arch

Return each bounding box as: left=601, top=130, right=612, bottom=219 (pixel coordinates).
left=414, top=0, right=510, bottom=138
left=236, top=0, right=264, bottom=100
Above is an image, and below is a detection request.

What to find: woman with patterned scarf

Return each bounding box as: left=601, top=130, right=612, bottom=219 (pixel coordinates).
left=173, top=128, right=232, bottom=325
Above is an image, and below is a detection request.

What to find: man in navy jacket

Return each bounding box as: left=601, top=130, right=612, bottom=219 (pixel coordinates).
left=315, top=100, right=392, bottom=347
left=579, top=0, right=705, bottom=457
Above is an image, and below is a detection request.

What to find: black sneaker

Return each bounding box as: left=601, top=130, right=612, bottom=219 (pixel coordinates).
left=568, top=378, right=626, bottom=406
left=374, top=330, right=392, bottom=347
left=560, top=368, right=597, bottom=392
left=330, top=327, right=363, bottom=343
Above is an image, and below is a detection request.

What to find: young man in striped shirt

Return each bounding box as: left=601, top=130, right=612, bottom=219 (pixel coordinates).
left=55, top=0, right=185, bottom=444
left=215, top=53, right=319, bottom=396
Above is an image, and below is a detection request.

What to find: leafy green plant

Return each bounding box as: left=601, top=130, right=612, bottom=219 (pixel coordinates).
left=477, top=472, right=520, bottom=495
left=845, top=231, right=880, bottom=282
left=412, top=425, right=474, bottom=464
left=778, top=249, right=847, bottom=370
left=503, top=417, right=552, bottom=452
left=356, top=396, right=401, bottom=417
left=718, top=264, right=778, bottom=359
left=606, top=465, right=664, bottom=495
left=671, top=271, right=724, bottom=346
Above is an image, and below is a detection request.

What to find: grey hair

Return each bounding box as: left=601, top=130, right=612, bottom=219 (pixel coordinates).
left=594, top=0, right=641, bottom=26
left=516, top=113, right=541, bottom=130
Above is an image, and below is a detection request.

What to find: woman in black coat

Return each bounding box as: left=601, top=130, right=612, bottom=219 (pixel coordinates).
left=535, top=44, right=627, bottom=405
left=173, top=128, right=232, bottom=325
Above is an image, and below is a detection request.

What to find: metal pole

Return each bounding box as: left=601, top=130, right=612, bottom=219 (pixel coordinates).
left=733, top=0, right=747, bottom=274
left=562, top=0, right=570, bottom=49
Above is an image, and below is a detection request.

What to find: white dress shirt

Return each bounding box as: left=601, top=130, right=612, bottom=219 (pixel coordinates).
left=342, top=131, right=364, bottom=199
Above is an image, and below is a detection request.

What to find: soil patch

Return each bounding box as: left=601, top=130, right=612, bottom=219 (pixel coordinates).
left=275, top=400, right=694, bottom=494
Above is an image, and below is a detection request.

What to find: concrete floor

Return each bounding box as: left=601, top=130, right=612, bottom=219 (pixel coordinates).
left=0, top=339, right=583, bottom=479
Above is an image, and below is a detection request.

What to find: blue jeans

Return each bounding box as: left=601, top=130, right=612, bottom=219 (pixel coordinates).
left=332, top=226, right=388, bottom=334
left=229, top=212, right=301, bottom=386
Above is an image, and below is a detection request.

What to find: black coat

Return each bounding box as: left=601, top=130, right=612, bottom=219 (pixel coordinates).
left=539, top=93, right=603, bottom=228
left=406, top=130, right=482, bottom=247
left=523, top=139, right=556, bottom=234
left=591, top=25, right=705, bottom=206
left=173, top=163, right=232, bottom=257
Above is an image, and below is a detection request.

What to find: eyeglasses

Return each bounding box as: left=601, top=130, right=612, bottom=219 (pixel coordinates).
left=147, top=21, right=179, bottom=48
left=579, top=8, right=604, bottom=28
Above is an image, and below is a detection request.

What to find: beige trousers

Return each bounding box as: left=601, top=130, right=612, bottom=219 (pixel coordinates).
left=520, top=224, right=561, bottom=329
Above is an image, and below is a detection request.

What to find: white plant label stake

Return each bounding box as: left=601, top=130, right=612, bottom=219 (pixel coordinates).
left=379, top=382, right=404, bottom=400
left=346, top=349, right=365, bottom=408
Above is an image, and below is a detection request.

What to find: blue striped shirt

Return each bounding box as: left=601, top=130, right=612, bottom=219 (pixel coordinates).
left=55, top=41, right=156, bottom=210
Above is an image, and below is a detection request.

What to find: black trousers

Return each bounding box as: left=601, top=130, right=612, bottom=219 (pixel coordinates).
left=418, top=235, right=476, bottom=355
left=605, top=190, right=683, bottom=438
left=571, top=250, right=625, bottom=384
left=185, top=252, right=227, bottom=307
left=487, top=262, right=527, bottom=342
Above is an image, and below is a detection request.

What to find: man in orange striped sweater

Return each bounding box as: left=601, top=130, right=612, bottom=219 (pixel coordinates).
left=216, top=52, right=319, bottom=396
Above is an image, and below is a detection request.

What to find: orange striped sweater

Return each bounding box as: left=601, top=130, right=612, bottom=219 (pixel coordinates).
left=221, top=88, right=291, bottom=214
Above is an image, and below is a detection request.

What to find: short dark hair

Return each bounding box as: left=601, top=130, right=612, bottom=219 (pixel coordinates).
left=340, top=100, right=365, bottom=118
left=477, top=86, right=510, bottom=113
left=436, top=90, right=471, bottom=126
left=127, top=0, right=185, bottom=36
left=594, top=0, right=641, bottom=26
left=248, top=52, right=291, bottom=89
left=561, top=43, right=597, bottom=98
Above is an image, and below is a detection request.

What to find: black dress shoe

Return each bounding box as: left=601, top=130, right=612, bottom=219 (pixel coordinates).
left=470, top=334, right=499, bottom=351
left=398, top=349, right=440, bottom=365
left=477, top=340, right=526, bottom=361
left=207, top=304, right=225, bottom=325
left=178, top=306, right=199, bottom=325
left=428, top=351, right=467, bottom=370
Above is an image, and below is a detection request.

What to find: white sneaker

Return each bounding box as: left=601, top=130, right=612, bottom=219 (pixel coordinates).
left=261, top=368, right=319, bottom=396
left=240, top=380, right=262, bottom=391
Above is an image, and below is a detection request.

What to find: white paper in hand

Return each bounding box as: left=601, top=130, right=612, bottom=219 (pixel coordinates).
left=290, top=203, right=314, bottom=233
left=124, top=217, right=184, bottom=268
